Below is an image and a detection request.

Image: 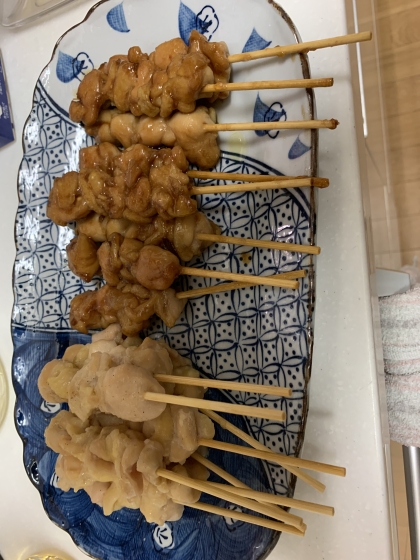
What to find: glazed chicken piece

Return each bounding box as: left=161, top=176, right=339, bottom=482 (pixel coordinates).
left=77, top=213, right=151, bottom=243
left=172, top=211, right=220, bottom=262
left=69, top=32, right=230, bottom=126
left=75, top=211, right=220, bottom=261
left=68, top=208, right=221, bottom=286
left=89, top=105, right=220, bottom=170
left=69, top=281, right=186, bottom=336
left=96, top=233, right=143, bottom=286
left=131, top=245, right=181, bottom=290
left=47, top=171, right=91, bottom=226
left=189, top=30, right=231, bottom=96
left=66, top=233, right=100, bottom=282
left=48, top=145, right=196, bottom=225
left=78, top=142, right=121, bottom=174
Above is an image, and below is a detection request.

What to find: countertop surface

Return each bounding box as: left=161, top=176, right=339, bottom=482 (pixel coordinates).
left=0, top=1, right=395, bottom=558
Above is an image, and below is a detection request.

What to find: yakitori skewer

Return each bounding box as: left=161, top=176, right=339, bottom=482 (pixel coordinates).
left=180, top=267, right=299, bottom=290
left=174, top=500, right=304, bottom=534
left=199, top=439, right=346, bottom=477
left=157, top=468, right=305, bottom=531
left=196, top=233, right=321, bottom=255
left=207, top=481, right=334, bottom=517
left=228, top=31, right=372, bottom=63
left=176, top=271, right=307, bottom=300
left=187, top=171, right=316, bottom=182
left=201, top=77, right=333, bottom=93
left=191, top=177, right=329, bottom=196
left=202, top=410, right=326, bottom=493
left=192, top=453, right=334, bottom=517
left=154, top=375, right=292, bottom=397
left=203, top=119, right=339, bottom=133
left=145, top=393, right=286, bottom=422
left=192, top=452, right=290, bottom=519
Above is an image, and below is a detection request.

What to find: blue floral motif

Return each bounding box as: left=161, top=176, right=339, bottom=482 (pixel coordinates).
left=288, top=135, right=311, bottom=159
left=56, top=51, right=94, bottom=83
left=242, top=28, right=272, bottom=53
left=179, top=2, right=219, bottom=44
left=153, top=523, right=175, bottom=550
left=253, top=94, right=287, bottom=138
left=106, top=2, right=130, bottom=33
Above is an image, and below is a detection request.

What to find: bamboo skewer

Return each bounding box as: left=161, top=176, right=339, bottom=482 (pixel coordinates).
left=206, top=481, right=334, bottom=517
left=228, top=31, right=372, bottom=63
left=202, top=410, right=326, bottom=493
left=144, top=393, right=286, bottom=421
left=180, top=267, right=299, bottom=290
left=192, top=452, right=253, bottom=489
left=190, top=177, right=328, bottom=195
left=203, top=119, right=339, bottom=133
left=187, top=171, right=311, bottom=182
left=199, top=438, right=346, bottom=477
left=154, top=375, right=292, bottom=397
left=192, top=453, right=333, bottom=517
left=201, top=77, right=334, bottom=93
left=174, top=500, right=305, bottom=535
left=196, top=233, right=321, bottom=255
left=157, top=468, right=304, bottom=530
left=176, top=271, right=306, bottom=300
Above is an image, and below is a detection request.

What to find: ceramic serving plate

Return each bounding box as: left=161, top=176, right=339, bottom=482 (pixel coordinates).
left=12, top=1, right=317, bottom=558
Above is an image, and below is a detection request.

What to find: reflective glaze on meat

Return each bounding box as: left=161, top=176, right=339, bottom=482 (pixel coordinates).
left=67, top=211, right=220, bottom=286
left=69, top=32, right=230, bottom=126
left=88, top=106, right=220, bottom=170
left=69, top=281, right=186, bottom=336
left=131, top=245, right=181, bottom=290
left=48, top=145, right=196, bottom=224
left=66, top=233, right=100, bottom=282
left=47, top=171, right=91, bottom=226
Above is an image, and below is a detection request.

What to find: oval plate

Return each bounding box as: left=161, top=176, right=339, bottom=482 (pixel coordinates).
left=12, top=1, right=317, bottom=559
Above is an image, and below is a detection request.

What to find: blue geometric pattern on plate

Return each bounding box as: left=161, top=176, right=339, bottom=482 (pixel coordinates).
left=12, top=1, right=317, bottom=559
left=178, top=2, right=219, bottom=43
left=243, top=28, right=272, bottom=53
left=253, top=94, right=287, bottom=138
left=106, top=2, right=130, bottom=33
left=288, top=135, right=312, bottom=159
left=56, top=51, right=94, bottom=84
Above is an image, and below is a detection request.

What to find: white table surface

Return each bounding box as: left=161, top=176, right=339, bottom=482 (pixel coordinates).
left=0, top=1, right=396, bottom=559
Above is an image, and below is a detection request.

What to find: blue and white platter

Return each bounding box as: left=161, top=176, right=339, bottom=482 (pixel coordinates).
left=12, top=1, right=317, bottom=559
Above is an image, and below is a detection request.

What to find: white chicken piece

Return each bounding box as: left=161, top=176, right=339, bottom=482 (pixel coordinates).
left=92, top=323, right=124, bottom=344
left=68, top=357, right=167, bottom=423
left=97, top=363, right=167, bottom=422
left=143, top=403, right=215, bottom=465
left=136, top=439, right=168, bottom=491
left=38, top=359, right=78, bottom=403
left=67, top=351, right=113, bottom=422
left=167, top=460, right=209, bottom=504
left=41, top=325, right=216, bottom=525
left=139, top=478, right=184, bottom=525
left=62, top=344, right=89, bottom=368
left=47, top=409, right=208, bottom=523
